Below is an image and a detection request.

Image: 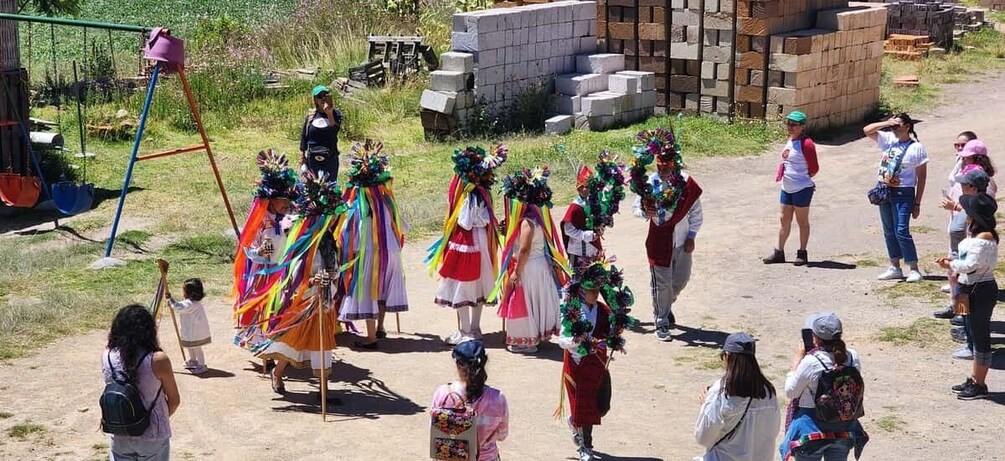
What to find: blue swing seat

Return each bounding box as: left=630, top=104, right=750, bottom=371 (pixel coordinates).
left=52, top=180, right=94, bottom=215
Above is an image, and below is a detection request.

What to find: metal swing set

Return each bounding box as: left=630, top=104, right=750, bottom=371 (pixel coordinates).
left=0, top=13, right=239, bottom=259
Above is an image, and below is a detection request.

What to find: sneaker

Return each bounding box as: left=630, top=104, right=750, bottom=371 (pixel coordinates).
left=444, top=331, right=465, bottom=345
left=762, top=249, right=785, bottom=264
left=191, top=365, right=208, bottom=375
left=940, top=284, right=951, bottom=294
left=183, top=360, right=197, bottom=370
left=953, top=346, right=974, bottom=360
left=950, top=326, right=967, bottom=343
left=877, top=267, right=904, bottom=280
left=905, top=270, right=924, bottom=283
left=957, top=381, right=989, bottom=400
left=952, top=377, right=975, bottom=394
left=506, top=344, right=538, bottom=354
left=950, top=315, right=966, bottom=327
left=794, top=249, right=808, bottom=266
left=655, top=327, right=673, bottom=342
left=933, top=306, right=955, bottom=319
left=578, top=447, right=595, bottom=461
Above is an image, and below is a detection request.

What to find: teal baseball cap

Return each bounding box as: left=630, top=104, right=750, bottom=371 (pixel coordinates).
left=786, top=111, right=808, bottom=124
left=312, top=85, right=330, bottom=97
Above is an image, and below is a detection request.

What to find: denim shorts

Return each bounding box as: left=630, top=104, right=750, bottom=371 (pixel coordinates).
left=780, top=186, right=815, bottom=207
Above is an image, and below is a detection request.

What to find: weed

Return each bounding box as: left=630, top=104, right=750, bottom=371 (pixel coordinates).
left=912, top=225, right=935, bottom=234
left=6, top=423, right=46, bottom=440
left=0, top=412, right=12, bottom=419
left=877, top=317, right=948, bottom=347
left=875, top=415, right=906, bottom=432
left=91, top=443, right=108, bottom=451
left=855, top=259, right=880, bottom=268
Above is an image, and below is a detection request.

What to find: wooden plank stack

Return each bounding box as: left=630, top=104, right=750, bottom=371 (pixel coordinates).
left=884, top=33, right=933, bottom=60
left=766, top=5, right=888, bottom=130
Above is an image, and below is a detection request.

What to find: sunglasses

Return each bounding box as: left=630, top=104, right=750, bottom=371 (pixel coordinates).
left=954, top=143, right=966, bottom=150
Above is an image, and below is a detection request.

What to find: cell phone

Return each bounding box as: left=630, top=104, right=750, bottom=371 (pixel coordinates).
left=802, top=328, right=815, bottom=352
left=941, top=188, right=949, bottom=198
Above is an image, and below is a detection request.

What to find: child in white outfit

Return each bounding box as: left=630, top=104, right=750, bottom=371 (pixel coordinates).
left=166, top=278, right=212, bottom=374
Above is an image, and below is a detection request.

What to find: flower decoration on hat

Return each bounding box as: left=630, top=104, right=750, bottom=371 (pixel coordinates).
left=452, top=144, right=509, bottom=188
left=346, top=139, right=392, bottom=188
left=560, top=254, right=638, bottom=357
left=296, top=170, right=347, bottom=217
left=254, top=149, right=299, bottom=201
left=629, top=128, right=687, bottom=216
left=582, top=151, right=627, bottom=229
left=501, top=166, right=554, bottom=208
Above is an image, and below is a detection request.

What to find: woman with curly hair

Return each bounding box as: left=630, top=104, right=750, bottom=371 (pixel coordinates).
left=102, top=305, right=180, bottom=460
left=495, top=167, right=570, bottom=354
left=430, top=340, right=509, bottom=460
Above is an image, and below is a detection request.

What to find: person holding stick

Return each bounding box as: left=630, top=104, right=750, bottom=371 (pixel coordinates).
left=165, top=278, right=211, bottom=375
left=338, top=140, right=409, bottom=350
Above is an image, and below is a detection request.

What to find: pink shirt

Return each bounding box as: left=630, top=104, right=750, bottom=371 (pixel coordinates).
left=431, top=383, right=509, bottom=461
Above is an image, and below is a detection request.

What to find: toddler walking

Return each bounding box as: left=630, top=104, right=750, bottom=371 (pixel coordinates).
left=166, top=278, right=212, bottom=374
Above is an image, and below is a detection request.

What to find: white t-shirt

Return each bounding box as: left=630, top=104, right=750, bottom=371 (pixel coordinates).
left=781, top=138, right=817, bottom=193
left=875, top=131, right=928, bottom=187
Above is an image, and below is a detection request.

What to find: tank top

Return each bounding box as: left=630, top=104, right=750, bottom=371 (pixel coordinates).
left=102, top=349, right=171, bottom=440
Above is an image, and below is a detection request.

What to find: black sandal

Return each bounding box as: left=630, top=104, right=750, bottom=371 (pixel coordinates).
left=376, top=330, right=387, bottom=339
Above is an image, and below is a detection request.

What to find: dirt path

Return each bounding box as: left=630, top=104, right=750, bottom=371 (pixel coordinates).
left=2, top=73, right=1004, bottom=461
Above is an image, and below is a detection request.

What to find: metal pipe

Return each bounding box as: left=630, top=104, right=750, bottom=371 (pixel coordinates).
left=0, top=12, right=150, bottom=33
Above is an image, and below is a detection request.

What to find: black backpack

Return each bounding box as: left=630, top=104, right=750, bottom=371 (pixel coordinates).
left=99, top=351, right=162, bottom=436
left=811, top=353, right=865, bottom=424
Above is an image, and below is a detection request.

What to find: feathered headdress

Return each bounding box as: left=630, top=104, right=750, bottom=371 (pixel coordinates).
left=254, top=149, right=299, bottom=200
left=296, top=170, right=347, bottom=217
left=452, top=144, right=508, bottom=188
left=501, top=166, right=553, bottom=208
left=346, top=139, right=392, bottom=188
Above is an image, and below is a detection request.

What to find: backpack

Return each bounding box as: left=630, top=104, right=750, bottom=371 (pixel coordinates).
left=430, top=389, right=478, bottom=461
left=811, top=353, right=865, bottom=424
left=99, top=351, right=162, bottom=436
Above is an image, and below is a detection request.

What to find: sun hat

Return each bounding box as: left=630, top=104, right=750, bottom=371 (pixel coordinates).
left=808, top=312, right=842, bottom=341
left=722, top=332, right=756, bottom=355
left=312, top=85, right=330, bottom=97
left=786, top=111, right=808, bottom=125
left=959, top=193, right=998, bottom=230
left=452, top=339, right=487, bottom=367
left=958, top=139, right=989, bottom=158
left=955, top=165, right=990, bottom=191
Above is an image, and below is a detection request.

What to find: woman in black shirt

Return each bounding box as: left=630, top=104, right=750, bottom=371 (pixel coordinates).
left=300, top=85, right=343, bottom=180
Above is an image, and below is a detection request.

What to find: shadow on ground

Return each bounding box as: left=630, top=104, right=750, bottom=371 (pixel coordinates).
left=674, top=325, right=730, bottom=349
left=806, top=261, right=857, bottom=270
left=0, top=186, right=142, bottom=234
left=271, top=360, right=424, bottom=419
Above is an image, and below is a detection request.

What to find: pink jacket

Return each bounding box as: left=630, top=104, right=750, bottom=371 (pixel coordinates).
left=432, top=383, right=509, bottom=461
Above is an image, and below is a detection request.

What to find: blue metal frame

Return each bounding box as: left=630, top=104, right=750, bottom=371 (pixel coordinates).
left=103, top=63, right=161, bottom=258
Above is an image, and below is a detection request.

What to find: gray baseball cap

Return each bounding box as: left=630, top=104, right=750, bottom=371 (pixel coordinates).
left=956, top=167, right=990, bottom=191
left=808, top=312, right=843, bottom=340
left=722, top=332, right=756, bottom=355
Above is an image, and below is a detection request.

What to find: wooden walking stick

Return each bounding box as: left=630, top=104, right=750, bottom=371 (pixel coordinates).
left=156, top=259, right=187, bottom=363
left=395, top=312, right=401, bottom=334
left=317, top=269, right=330, bottom=422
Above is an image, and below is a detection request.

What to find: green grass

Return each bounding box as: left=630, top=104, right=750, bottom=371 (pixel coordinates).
left=0, top=412, right=12, bottom=419
left=5, top=423, right=45, bottom=440
left=673, top=348, right=723, bottom=370
left=855, top=258, right=880, bottom=268
left=879, top=28, right=1005, bottom=114
left=875, top=415, right=906, bottom=432
left=877, top=317, right=949, bottom=347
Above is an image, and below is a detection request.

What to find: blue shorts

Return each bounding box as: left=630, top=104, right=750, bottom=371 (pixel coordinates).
left=780, top=186, right=815, bottom=207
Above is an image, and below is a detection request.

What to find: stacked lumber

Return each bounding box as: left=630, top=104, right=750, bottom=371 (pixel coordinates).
left=884, top=33, right=933, bottom=60
left=766, top=6, right=887, bottom=130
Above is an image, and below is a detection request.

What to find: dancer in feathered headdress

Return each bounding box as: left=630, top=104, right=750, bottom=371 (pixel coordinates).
left=492, top=166, right=570, bottom=354
left=556, top=254, right=637, bottom=461
left=338, top=140, right=408, bottom=350
left=425, top=145, right=507, bottom=345
left=255, top=170, right=348, bottom=394
left=562, top=151, right=627, bottom=269
left=232, top=150, right=299, bottom=357
left=629, top=127, right=703, bottom=343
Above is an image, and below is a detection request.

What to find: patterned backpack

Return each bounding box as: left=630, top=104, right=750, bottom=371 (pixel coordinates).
left=811, top=353, right=865, bottom=423
left=430, top=390, right=478, bottom=461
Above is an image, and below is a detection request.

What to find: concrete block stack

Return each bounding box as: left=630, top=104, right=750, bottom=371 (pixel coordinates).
left=953, top=6, right=989, bottom=33
left=550, top=54, right=657, bottom=133
left=885, top=0, right=955, bottom=48
left=765, top=5, right=888, bottom=130
left=420, top=1, right=599, bottom=138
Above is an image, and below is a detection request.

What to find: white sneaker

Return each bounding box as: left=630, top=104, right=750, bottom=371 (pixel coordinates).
left=444, top=331, right=465, bottom=345
left=507, top=344, right=539, bottom=354
left=905, top=270, right=924, bottom=283
left=940, top=284, right=951, bottom=293
left=183, top=360, right=197, bottom=370
left=191, top=365, right=209, bottom=375
left=877, top=267, right=904, bottom=281
left=953, top=346, right=974, bottom=360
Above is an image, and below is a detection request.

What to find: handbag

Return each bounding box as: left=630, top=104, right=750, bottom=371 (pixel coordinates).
left=868, top=140, right=911, bottom=206
left=430, top=390, right=478, bottom=461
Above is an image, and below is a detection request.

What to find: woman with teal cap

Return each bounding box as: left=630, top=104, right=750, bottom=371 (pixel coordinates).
left=299, top=85, right=343, bottom=180
left=764, top=111, right=819, bottom=266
